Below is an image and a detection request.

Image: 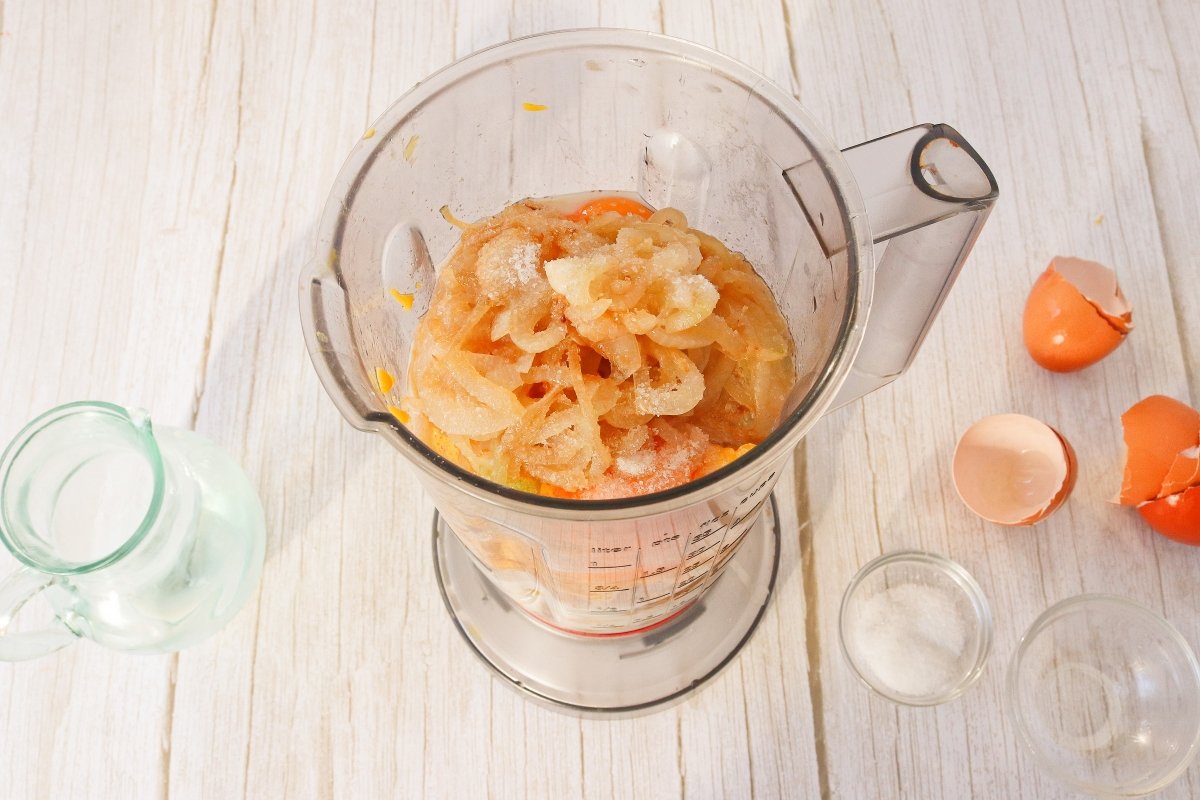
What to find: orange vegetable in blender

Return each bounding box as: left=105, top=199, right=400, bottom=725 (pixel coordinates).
left=693, top=443, right=755, bottom=480
left=1022, top=256, right=1132, bottom=372
left=566, top=196, right=654, bottom=223
left=538, top=482, right=579, bottom=500
left=1117, top=394, right=1200, bottom=544
left=389, top=288, right=415, bottom=310
left=375, top=367, right=396, bottom=395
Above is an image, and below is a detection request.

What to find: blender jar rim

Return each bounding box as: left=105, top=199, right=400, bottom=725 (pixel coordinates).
left=301, top=27, right=876, bottom=521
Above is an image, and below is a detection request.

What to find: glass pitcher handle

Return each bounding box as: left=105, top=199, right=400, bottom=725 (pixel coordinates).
left=0, top=567, right=79, bottom=661
left=832, top=124, right=998, bottom=407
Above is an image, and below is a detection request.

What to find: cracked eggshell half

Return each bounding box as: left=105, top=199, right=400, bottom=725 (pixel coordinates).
left=1117, top=394, right=1200, bottom=545
left=953, top=413, right=1077, bottom=526
left=1023, top=256, right=1133, bottom=372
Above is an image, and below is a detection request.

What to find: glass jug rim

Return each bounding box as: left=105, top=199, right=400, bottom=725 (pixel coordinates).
left=0, top=401, right=166, bottom=575
left=303, top=27, right=875, bottom=521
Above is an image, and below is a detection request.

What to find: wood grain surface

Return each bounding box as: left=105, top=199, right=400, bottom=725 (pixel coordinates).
left=1, top=1, right=1197, bottom=797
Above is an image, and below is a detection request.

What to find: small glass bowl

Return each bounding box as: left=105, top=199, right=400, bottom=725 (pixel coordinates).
left=839, top=550, right=992, bottom=706
left=1008, top=595, right=1200, bottom=797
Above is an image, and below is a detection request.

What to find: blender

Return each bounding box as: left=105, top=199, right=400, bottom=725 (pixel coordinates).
left=300, top=29, right=997, bottom=713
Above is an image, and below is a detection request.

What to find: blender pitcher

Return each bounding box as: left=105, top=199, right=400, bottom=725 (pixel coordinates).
left=301, top=30, right=996, bottom=709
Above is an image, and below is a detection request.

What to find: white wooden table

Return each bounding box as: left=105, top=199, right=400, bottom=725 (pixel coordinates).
left=3, top=1, right=1199, bottom=797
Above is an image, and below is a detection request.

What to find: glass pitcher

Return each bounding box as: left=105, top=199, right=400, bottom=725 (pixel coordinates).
left=300, top=30, right=997, bottom=636
left=0, top=402, right=266, bottom=660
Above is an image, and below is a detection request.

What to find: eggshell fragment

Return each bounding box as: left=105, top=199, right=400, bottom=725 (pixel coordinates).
left=1117, top=395, right=1200, bottom=545
left=1117, top=394, right=1200, bottom=505
left=1022, top=256, right=1132, bottom=372
left=1159, top=447, right=1200, bottom=499
left=1052, top=257, right=1133, bottom=331
left=953, top=413, right=1077, bottom=526
left=1137, top=486, right=1200, bottom=545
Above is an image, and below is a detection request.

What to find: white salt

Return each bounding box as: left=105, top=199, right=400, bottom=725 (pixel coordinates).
left=507, top=242, right=541, bottom=286
left=615, top=451, right=655, bottom=477
left=848, top=582, right=969, bottom=699
left=476, top=239, right=543, bottom=298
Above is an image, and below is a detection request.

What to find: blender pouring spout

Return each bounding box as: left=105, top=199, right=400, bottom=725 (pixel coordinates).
left=785, top=124, right=999, bottom=409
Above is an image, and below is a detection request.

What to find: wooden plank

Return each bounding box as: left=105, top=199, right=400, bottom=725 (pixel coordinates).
left=1124, top=0, right=1200, bottom=402
left=160, top=1, right=462, bottom=797
left=783, top=0, right=1200, bottom=797
left=0, top=1, right=240, bottom=797
left=1097, top=3, right=1200, bottom=795
left=579, top=712, right=684, bottom=799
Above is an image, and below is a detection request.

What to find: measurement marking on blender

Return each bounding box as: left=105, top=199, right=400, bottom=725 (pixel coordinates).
left=685, top=540, right=719, bottom=560
left=719, top=529, right=750, bottom=556
left=588, top=564, right=632, bottom=569
left=680, top=556, right=716, bottom=581
left=634, top=539, right=678, bottom=608
left=590, top=587, right=631, bottom=593
left=667, top=517, right=724, bottom=599
left=731, top=497, right=768, bottom=530
left=717, top=538, right=741, bottom=562
left=712, top=543, right=742, bottom=573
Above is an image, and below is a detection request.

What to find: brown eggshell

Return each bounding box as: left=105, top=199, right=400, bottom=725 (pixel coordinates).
left=953, top=413, right=1076, bottom=526
left=1138, top=486, right=1200, bottom=545
left=1022, top=257, right=1132, bottom=373
left=1052, top=256, right=1133, bottom=332
left=1118, top=395, right=1200, bottom=505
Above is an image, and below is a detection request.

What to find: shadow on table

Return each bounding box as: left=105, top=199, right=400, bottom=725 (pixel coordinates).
left=192, top=224, right=391, bottom=562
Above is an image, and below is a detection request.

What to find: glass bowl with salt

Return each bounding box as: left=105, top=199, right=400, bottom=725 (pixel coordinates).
left=839, top=550, right=992, bottom=706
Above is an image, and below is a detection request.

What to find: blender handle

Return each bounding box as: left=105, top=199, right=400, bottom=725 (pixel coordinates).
left=830, top=124, right=998, bottom=408
left=0, top=567, right=80, bottom=661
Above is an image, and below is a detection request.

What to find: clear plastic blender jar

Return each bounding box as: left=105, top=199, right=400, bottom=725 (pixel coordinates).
left=301, top=29, right=996, bottom=708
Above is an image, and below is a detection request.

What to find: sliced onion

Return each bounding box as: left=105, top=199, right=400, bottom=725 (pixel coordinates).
left=633, top=343, right=705, bottom=416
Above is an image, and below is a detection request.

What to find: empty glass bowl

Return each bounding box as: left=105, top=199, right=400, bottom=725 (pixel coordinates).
left=839, top=551, right=992, bottom=706
left=1008, top=595, right=1200, bottom=797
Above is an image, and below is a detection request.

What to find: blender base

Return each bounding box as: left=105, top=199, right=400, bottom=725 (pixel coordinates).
left=432, top=494, right=781, bottom=716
